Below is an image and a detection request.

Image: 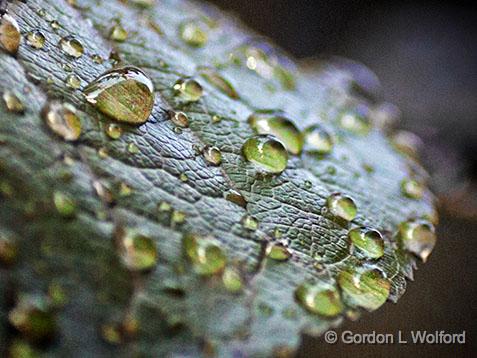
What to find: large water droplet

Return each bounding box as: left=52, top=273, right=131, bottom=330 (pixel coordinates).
left=242, top=134, right=288, bottom=174
left=179, top=21, right=208, bottom=47
left=338, top=267, right=390, bottom=311
left=398, top=219, right=436, bottom=262
left=173, top=77, right=203, bottom=102
left=26, top=30, right=46, bottom=49
left=203, top=145, right=222, bottom=165
left=42, top=101, right=82, bottom=141
left=326, top=193, right=357, bottom=222
left=183, top=234, right=226, bottom=275
left=266, top=243, right=291, bottom=261
left=117, top=229, right=158, bottom=272
left=59, top=36, right=84, bottom=58
left=84, top=66, right=155, bottom=124
left=348, top=227, right=384, bottom=259
left=400, top=179, right=424, bottom=200
left=2, top=91, right=24, bottom=113
left=199, top=67, right=239, bottom=99
left=0, top=14, right=21, bottom=54
left=303, top=124, right=333, bottom=155
left=295, top=282, right=343, bottom=317
left=248, top=112, right=303, bottom=155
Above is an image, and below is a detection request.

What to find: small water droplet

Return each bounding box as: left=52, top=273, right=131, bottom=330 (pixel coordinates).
left=225, top=189, right=247, bottom=208
left=0, top=14, right=21, bottom=54
left=348, top=227, right=384, bottom=259
left=242, top=134, right=288, bottom=174
left=179, top=21, right=208, bottom=47
left=53, top=191, right=76, bottom=218
left=37, top=8, right=47, bottom=17
left=59, top=36, right=84, bottom=58
left=65, top=74, right=82, bottom=89
left=179, top=173, right=188, bottom=182
left=98, top=147, right=109, bottom=158
left=266, top=243, right=291, bottom=261
left=105, top=123, right=123, bottom=139
left=398, top=219, right=436, bottom=262
left=242, top=215, right=258, bottom=231
left=199, top=67, right=238, bottom=99
left=84, top=66, right=155, bottom=124
left=171, top=210, right=186, bottom=225
left=110, top=24, right=128, bottom=42
left=169, top=111, right=189, bottom=128
left=203, top=145, right=222, bottom=165
left=222, top=267, right=243, bottom=293
left=0, top=234, right=18, bottom=266
left=50, top=20, right=60, bottom=31
left=157, top=201, right=172, bottom=212
left=2, top=91, right=24, bottom=113
left=295, top=282, right=343, bottom=317
left=173, top=77, right=203, bottom=102
left=26, top=30, right=46, bottom=49
left=212, top=115, right=221, bottom=123
left=91, top=54, right=104, bottom=64
left=117, top=228, right=158, bottom=272
left=303, top=124, right=333, bottom=155
left=42, top=101, right=82, bottom=141
left=93, top=180, right=114, bottom=204
left=338, top=107, right=371, bottom=135
left=119, top=182, right=133, bottom=197
left=100, top=323, right=122, bottom=345
left=183, top=234, right=226, bottom=275
left=326, top=193, right=357, bottom=222
left=338, top=267, right=390, bottom=311
left=248, top=112, right=303, bottom=155
left=401, top=179, right=424, bottom=200
left=391, top=130, right=422, bottom=158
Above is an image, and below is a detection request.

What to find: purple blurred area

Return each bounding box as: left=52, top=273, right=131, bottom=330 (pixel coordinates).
left=208, top=1, right=477, bottom=356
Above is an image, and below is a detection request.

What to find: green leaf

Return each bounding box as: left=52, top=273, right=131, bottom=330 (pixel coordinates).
left=0, top=0, right=436, bottom=356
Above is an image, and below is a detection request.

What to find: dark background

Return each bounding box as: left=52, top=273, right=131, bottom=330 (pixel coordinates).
left=208, top=1, right=477, bottom=357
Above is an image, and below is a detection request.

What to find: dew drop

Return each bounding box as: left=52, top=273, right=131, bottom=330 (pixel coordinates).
left=171, top=210, right=186, bottom=224
left=84, top=66, right=154, bottom=124
left=242, top=215, right=258, bottom=231
left=225, top=189, right=247, bottom=208
left=338, top=107, right=371, bottom=135
left=338, top=267, right=390, bottom=311
left=93, top=180, right=114, bottom=204
left=248, top=112, right=303, bottom=155
left=26, top=30, right=46, bottom=49
left=303, top=124, right=333, bottom=155
left=50, top=20, right=60, bottom=31
left=294, top=282, right=343, bottom=317
left=169, top=111, right=189, bottom=128
left=222, top=267, right=243, bottom=293
left=65, top=74, right=82, bottom=89
left=203, top=145, right=222, bottom=165
left=118, top=230, right=158, bottom=272
left=326, top=193, right=357, bottom=222
left=105, top=123, right=122, bottom=139
left=91, top=54, right=104, bottom=64
left=0, top=233, right=18, bottom=266
left=179, top=21, right=208, bottom=47
left=266, top=243, right=291, bottom=261
left=59, top=36, right=84, bottom=58
left=2, top=91, right=24, bottom=113
left=53, top=191, right=76, bottom=218
left=212, top=115, right=221, bottom=123
left=391, top=130, right=422, bottom=158
left=348, top=227, right=384, bottom=259
left=173, top=77, right=203, bottom=102
left=183, top=234, right=226, bottom=275
left=157, top=201, right=172, bottom=212
left=42, top=101, right=82, bottom=141
left=242, top=134, right=288, bottom=174
left=400, top=178, right=424, bottom=200
left=110, top=24, right=128, bottom=42
left=398, top=219, right=436, bottom=262
left=0, top=14, right=21, bottom=54
left=119, top=182, right=133, bottom=197
left=100, top=323, right=122, bottom=345
left=179, top=173, right=188, bottom=182
left=199, top=67, right=238, bottom=99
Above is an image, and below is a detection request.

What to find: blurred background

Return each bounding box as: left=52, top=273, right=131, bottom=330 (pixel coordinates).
left=208, top=0, right=477, bottom=356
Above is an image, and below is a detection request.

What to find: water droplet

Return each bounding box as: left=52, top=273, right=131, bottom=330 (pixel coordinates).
left=26, top=30, right=46, bottom=49
left=338, top=267, right=390, bottom=311
left=248, top=112, right=303, bottom=155
left=8, top=295, right=56, bottom=342
left=101, top=323, right=122, bottom=345
left=266, top=243, right=291, bottom=261
left=84, top=66, right=155, bottom=124
left=242, top=215, right=258, bottom=231
left=295, top=282, right=343, bottom=317
left=59, top=36, right=84, bottom=58
left=48, top=282, right=68, bottom=307
left=110, top=24, right=128, bottom=42
left=119, top=182, right=133, bottom=197
left=348, top=227, right=384, bottom=259
left=98, top=147, right=109, bottom=158
left=398, top=219, right=436, bottom=262
left=157, top=201, right=172, bottom=212
left=212, top=115, right=221, bottom=123
left=42, top=101, right=82, bottom=141
left=303, top=124, right=333, bottom=155
left=183, top=234, right=226, bottom=275
left=0, top=14, right=21, bottom=54
left=2, top=91, right=24, bottom=113
left=179, top=21, right=208, bottom=47
left=91, top=54, right=104, bottom=64
left=401, top=179, right=424, bottom=200
left=225, top=189, right=247, bottom=208
left=222, top=267, right=243, bottom=293
left=105, top=123, right=122, bottom=139
left=242, top=134, right=288, bottom=174
left=93, top=180, right=114, bottom=204
left=391, top=130, right=422, bottom=158
left=199, top=67, right=239, bottom=99
left=0, top=234, right=18, bottom=266
left=65, top=74, right=82, bottom=89
left=53, top=191, right=76, bottom=218
left=203, top=145, right=222, bottom=165
left=173, top=77, right=203, bottom=102
left=179, top=173, right=188, bottom=182
left=117, top=229, right=158, bottom=272
left=169, top=111, right=189, bottom=128
left=37, top=8, right=47, bottom=17
left=338, top=107, right=371, bottom=135
left=326, top=193, right=357, bottom=222
left=50, top=20, right=60, bottom=31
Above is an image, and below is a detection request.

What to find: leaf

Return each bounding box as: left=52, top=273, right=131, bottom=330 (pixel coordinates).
left=0, top=0, right=436, bottom=356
